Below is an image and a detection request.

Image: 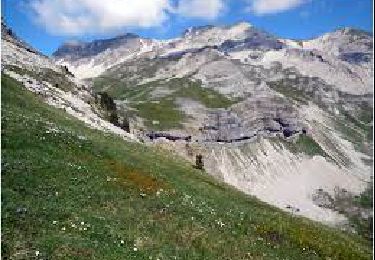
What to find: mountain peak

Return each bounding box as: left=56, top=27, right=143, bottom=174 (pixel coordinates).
left=183, top=25, right=215, bottom=36
left=335, top=27, right=372, bottom=37
left=317, top=27, right=372, bottom=39
left=183, top=22, right=253, bottom=37
left=114, top=32, right=140, bottom=39
left=231, top=21, right=253, bottom=30
left=53, top=33, right=142, bottom=58
left=62, top=40, right=85, bottom=47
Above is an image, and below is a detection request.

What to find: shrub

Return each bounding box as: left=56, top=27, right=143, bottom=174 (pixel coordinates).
left=195, top=154, right=204, bottom=170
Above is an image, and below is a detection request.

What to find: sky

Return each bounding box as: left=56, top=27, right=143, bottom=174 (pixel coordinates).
left=1, top=0, right=373, bottom=56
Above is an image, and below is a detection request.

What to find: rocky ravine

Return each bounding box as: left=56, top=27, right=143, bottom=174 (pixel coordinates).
left=4, top=21, right=373, bottom=227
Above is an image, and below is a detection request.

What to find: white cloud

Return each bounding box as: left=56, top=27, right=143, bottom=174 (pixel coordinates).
left=176, top=0, right=225, bottom=19
left=249, top=0, right=308, bottom=15
left=30, top=0, right=226, bottom=35
left=30, top=0, right=171, bottom=35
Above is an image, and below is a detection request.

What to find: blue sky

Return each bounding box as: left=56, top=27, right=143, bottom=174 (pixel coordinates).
left=2, top=0, right=373, bottom=56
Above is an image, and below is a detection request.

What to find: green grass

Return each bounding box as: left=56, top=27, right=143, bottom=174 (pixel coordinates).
left=333, top=106, right=373, bottom=155
left=133, top=78, right=237, bottom=130
left=93, top=76, right=142, bottom=100
left=94, top=77, right=236, bottom=108
left=272, top=135, right=328, bottom=158
left=350, top=184, right=373, bottom=242
left=134, top=99, right=185, bottom=130
left=1, top=74, right=372, bottom=259
left=268, top=80, right=311, bottom=105
left=354, top=184, right=373, bottom=209
left=94, top=77, right=237, bottom=130
left=167, top=78, right=237, bottom=109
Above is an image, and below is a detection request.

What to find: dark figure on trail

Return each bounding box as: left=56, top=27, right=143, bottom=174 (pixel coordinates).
left=195, top=154, right=204, bottom=170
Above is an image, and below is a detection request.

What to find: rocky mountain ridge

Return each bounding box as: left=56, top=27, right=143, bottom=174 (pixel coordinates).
left=53, top=22, right=373, bottom=94
left=63, top=22, right=373, bottom=225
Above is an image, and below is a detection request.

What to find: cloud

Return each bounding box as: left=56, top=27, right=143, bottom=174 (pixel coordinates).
left=30, top=0, right=171, bottom=35
left=30, top=0, right=225, bottom=36
left=176, top=0, right=225, bottom=19
left=248, top=0, right=308, bottom=15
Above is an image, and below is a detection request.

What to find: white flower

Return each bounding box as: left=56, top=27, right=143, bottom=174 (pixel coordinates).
left=216, top=220, right=225, bottom=227
left=133, top=247, right=138, bottom=251
left=80, top=221, right=85, bottom=225
left=35, top=250, right=40, bottom=256
left=61, top=227, right=66, bottom=231
left=120, top=240, right=124, bottom=244
left=52, top=220, right=57, bottom=225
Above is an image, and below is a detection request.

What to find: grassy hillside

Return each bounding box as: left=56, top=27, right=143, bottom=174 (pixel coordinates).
left=94, top=77, right=237, bottom=130
left=1, top=74, right=372, bottom=259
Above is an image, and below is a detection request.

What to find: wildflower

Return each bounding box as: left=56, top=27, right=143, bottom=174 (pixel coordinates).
left=61, top=227, right=66, bottom=231
left=216, top=220, right=225, bottom=227
left=52, top=220, right=57, bottom=225
left=35, top=251, right=40, bottom=256
left=81, top=221, right=85, bottom=225
left=133, top=247, right=138, bottom=251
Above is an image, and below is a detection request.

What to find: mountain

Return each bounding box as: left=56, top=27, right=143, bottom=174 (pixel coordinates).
left=53, top=22, right=373, bottom=94
left=53, top=33, right=158, bottom=79
left=53, top=22, right=373, bottom=225
left=2, top=20, right=373, bottom=258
